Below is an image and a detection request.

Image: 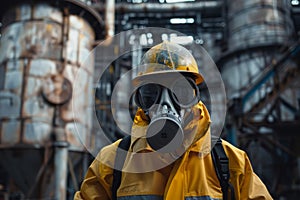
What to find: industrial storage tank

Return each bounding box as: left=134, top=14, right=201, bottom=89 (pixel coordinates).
left=0, top=0, right=103, bottom=198
left=227, top=0, right=293, bottom=52
left=221, top=0, right=296, bottom=111
left=219, top=0, right=299, bottom=196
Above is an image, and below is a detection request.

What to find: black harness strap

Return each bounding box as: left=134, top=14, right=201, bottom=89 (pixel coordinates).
left=112, top=135, right=131, bottom=200
left=211, top=138, right=235, bottom=200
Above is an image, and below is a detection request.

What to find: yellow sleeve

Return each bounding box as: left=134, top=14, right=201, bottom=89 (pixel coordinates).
left=73, top=142, right=119, bottom=200
left=73, top=157, right=112, bottom=200
left=222, top=141, right=273, bottom=199
left=238, top=152, right=273, bottom=200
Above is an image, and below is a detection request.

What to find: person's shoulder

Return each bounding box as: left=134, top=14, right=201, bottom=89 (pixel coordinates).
left=220, top=139, right=249, bottom=171
left=221, top=139, right=245, bottom=154
left=95, top=139, right=122, bottom=167
left=100, top=139, right=121, bottom=153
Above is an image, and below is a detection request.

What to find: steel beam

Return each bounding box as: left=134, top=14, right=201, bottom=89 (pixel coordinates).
left=93, top=1, right=222, bottom=13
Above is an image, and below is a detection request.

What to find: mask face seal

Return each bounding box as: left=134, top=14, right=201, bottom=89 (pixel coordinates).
left=134, top=76, right=199, bottom=153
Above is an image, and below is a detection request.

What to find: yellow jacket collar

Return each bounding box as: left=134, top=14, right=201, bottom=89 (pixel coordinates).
left=130, top=101, right=211, bottom=155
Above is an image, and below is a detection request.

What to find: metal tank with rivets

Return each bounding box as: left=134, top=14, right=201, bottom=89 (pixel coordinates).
left=0, top=0, right=103, bottom=198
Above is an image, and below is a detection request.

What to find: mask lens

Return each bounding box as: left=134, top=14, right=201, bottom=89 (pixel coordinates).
left=135, top=84, right=161, bottom=110
left=171, top=77, right=199, bottom=107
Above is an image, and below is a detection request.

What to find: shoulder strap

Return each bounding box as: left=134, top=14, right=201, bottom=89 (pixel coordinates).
left=211, top=138, right=235, bottom=200
left=112, top=135, right=131, bottom=200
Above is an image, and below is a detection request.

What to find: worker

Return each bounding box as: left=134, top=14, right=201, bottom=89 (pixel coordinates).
left=74, top=41, right=272, bottom=200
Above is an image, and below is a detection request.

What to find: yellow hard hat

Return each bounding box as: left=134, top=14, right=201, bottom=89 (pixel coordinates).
left=133, top=41, right=204, bottom=85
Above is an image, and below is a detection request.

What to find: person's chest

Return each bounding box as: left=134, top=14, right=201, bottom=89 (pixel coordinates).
left=117, top=153, right=223, bottom=200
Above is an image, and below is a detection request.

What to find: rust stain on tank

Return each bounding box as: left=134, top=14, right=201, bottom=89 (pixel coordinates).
left=0, top=2, right=99, bottom=150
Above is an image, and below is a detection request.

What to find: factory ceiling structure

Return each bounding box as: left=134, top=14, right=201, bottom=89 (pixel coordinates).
left=0, top=0, right=300, bottom=199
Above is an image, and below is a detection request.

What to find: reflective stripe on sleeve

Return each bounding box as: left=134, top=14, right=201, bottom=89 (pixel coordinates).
left=118, top=195, right=163, bottom=200
left=118, top=195, right=221, bottom=200
left=185, top=196, right=221, bottom=200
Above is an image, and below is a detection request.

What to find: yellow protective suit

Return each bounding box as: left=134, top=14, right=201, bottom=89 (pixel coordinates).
left=74, top=102, right=272, bottom=200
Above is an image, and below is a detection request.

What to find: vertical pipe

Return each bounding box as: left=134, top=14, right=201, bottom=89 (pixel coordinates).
left=54, top=127, right=68, bottom=200
left=82, top=152, right=89, bottom=179
left=105, top=0, right=115, bottom=38
left=54, top=145, right=68, bottom=200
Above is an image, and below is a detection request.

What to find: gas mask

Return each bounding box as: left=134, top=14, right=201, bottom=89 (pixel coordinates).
left=134, top=76, right=200, bottom=153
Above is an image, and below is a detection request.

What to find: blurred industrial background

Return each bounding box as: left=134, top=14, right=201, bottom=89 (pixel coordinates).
left=0, top=0, right=299, bottom=199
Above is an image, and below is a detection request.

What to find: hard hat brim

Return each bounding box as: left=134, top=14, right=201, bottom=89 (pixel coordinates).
left=132, top=71, right=204, bottom=87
